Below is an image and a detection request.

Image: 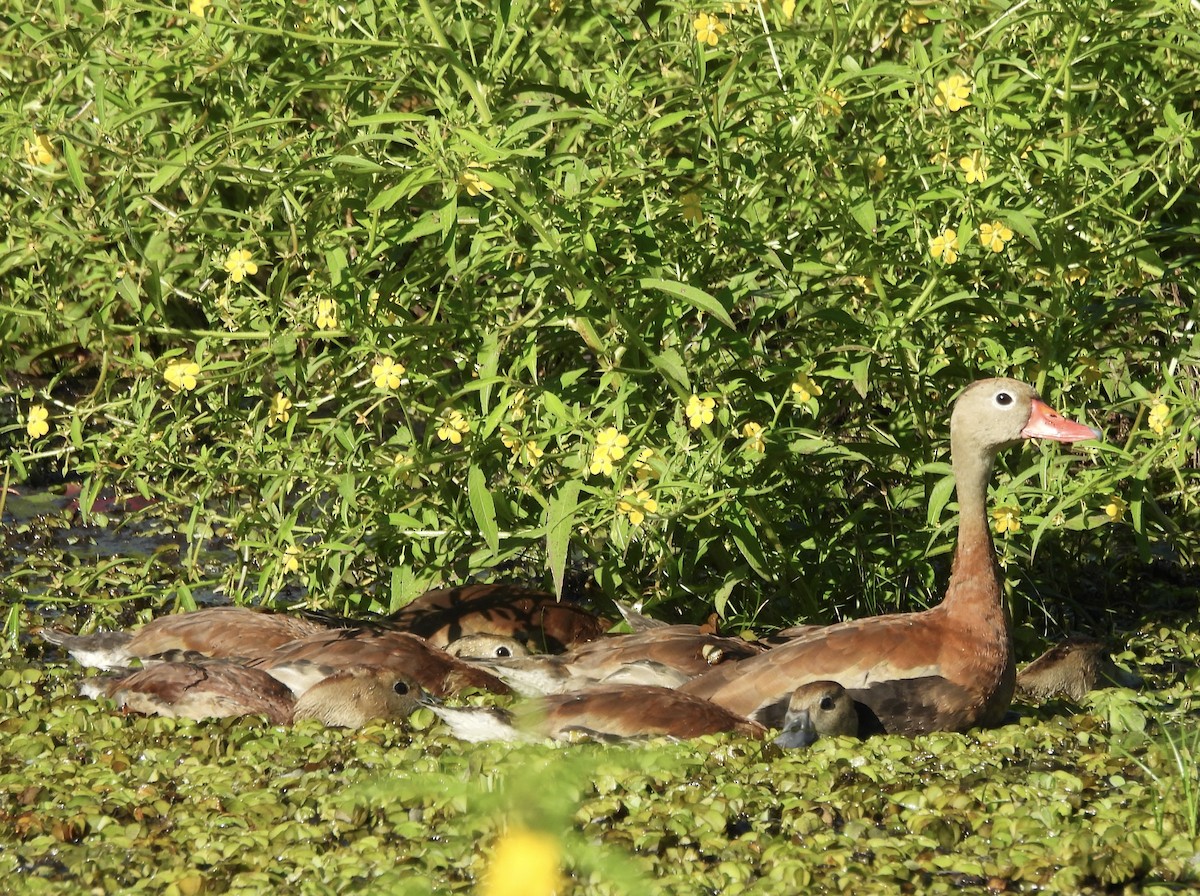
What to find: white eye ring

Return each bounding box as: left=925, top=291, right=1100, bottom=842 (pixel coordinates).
left=995, top=391, right=1014, bottom=407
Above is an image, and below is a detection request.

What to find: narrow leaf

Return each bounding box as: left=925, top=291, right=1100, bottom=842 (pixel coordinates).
left=468, top=466, right=500, bottom=554
left=547, top=481, right=581, bottom=598
left=639, top=278, right=734, bottom=329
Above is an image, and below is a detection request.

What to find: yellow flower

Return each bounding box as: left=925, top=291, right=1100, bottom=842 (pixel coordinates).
left=519, top=440, right=544, bottom=465
left=315, top=298, right=338, bottom=330
left=24, top=134, right=56, bottom=167
left=282, top=545, right=301, bottom=573
left=934, top=74, right=973, bottom=112
left=481, top=828, right=563, bottom=896
left=959, top=152, right=988, bottom=184
left=618, top=489, right=659, bottom=527
left=929, top=228, right=960, bottom=264
left=1104, top=495, right=1127, bottom=523
left=1064, top=267, right=1089, bottom=285
left=459, top=167, right=494, bottom=197
left=742, top=421, right=766, bottom=453
left=371, top=357, right=405, bottom=390
left=900, top=6, right=929, bottom=32
left=686, top=395, right=716, bottom=429
left=782, top=0, right=796, bottom=20
left=818, top=89, right=846, bottom=118
left=680, top=191, right=703, bottom=224
left=164, top=360, right=200, bottom=392
left=633, top=447, right=659, bottom=480
left=222, top=248, right=258, bottom=283
left=868, top=154, right=887, bottom=184
left=979, top=221, right=1014, bottom=253
left=1147, top=402, right=1170, bottom=436
left=992, top=505, right=1021, bottom=535
left=270, top=392, right=293, bottom=424
left=790, top=373, right=823, bottom=402
left=502, top=431, right=543, bottom=466
left=693, top=12, right=727, bottom=46
left=590, top=426, right=630, bottom=476
left=508, top=389, right=528, bottom=421
left=437, top=409, right=470, bottom=445
left=393, top=452, right=418, bottom=483
left=189, top=0, right=212, bottom=17
left=26, top=404, right=50, bottom=439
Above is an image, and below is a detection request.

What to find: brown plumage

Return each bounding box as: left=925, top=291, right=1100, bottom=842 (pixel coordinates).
left=83, top=660, right=421, bottom=727
left=245, top=628, right=512, bottom=697
left=385, top=583, right=611, bottom=651
left=1016, top=637, right=1143, bottom=701
left=467, top=629, right=765, bottom=695
left=430, top=680, right=861, bottom=746
left=39, top=606, right=328, bottom=671
left=681, top=379, right=1100, bottom=735
left=84, top=659, right=296, bottom=723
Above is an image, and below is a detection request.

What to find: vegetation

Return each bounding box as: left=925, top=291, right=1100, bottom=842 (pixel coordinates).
left=2, top=628, right=1200, bottom=895
left=2, top=0, right=1199, bottom=889
left=2, top=0, right=1197, bottom=628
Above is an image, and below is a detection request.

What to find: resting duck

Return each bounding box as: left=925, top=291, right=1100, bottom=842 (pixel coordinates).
left=681, top=378, right=1100, bottom=735
left=465, top=629, right=765, bottom=695
left=82, top=660, right=421, bottom=728
left=39, top=583, right=607, bottom=670
left=1015, top=637, right=1143, bottom=701
left=444, top=634, right=531, bottom=659
left=39, top=606, right=327, bottom=671
left=385, top=583, right=611, bottom=651
left=428, top=679, right=858, bottom=745
left=243, top=628, right=512, bottom=697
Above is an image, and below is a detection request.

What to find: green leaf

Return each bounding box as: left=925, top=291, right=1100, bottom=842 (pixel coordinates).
left=850, top=198, right=877, bottom=235
left=468, top=466, right=499, bottom=554
left=649, top=347, right=690, bottom=392
left=546, top=481, right=580, bottom=598
left=638, top=278, right=734, bottom=329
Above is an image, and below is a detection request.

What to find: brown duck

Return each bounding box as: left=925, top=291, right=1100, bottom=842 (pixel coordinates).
left=465, top=628, right=765, bottom=695
left=429, top=679, right=859, bottom=745
left=681, top=379, right=1100, bottom=735
left=83, top=660, right=421, bottom=728
left=1015, top=637, right=1143, bottom=701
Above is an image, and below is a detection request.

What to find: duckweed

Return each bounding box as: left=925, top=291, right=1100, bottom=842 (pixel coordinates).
left=3, top=642, right=1200, bottom=894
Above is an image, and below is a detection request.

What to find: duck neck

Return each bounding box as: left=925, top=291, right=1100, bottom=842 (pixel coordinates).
left=942, top=442, right=1004, bottom=620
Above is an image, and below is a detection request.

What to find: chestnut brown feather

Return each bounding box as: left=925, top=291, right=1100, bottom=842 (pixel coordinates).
left=681, top=379, right=1099, bottom=735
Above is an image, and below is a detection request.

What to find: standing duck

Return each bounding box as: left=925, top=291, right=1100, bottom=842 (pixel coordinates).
left=681, top=378, right=1100, bottom=735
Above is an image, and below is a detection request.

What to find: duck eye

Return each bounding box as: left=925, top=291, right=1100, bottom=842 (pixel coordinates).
left=496, top=646, right=512, bottom=658
left=995, top=392, right=1013, bottom=406
left=393, top=680, right=410, bottom=696
left=819, top=696, right=835, bottom=711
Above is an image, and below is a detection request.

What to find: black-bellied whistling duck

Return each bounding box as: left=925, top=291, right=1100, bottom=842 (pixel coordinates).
left=39, top=583, right=608, bottom=670
left=39, top=606, right=328, bottom=671
left=243, top=628, right=512, bottom=697
left=465, top=629, right=765, bottom=695
left=1015, top=637, right=1143, bottom=701
left=385, top=583, right=611, bottom=651
left=428, top=679, right=859, bottom=746
left=82, top=661, right=421, bottom=728
left=444, top=634, right=531, bottom=659
left=681, top=378, right=1100, bottom=735
left=771, top=681, right=861, bottom=748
